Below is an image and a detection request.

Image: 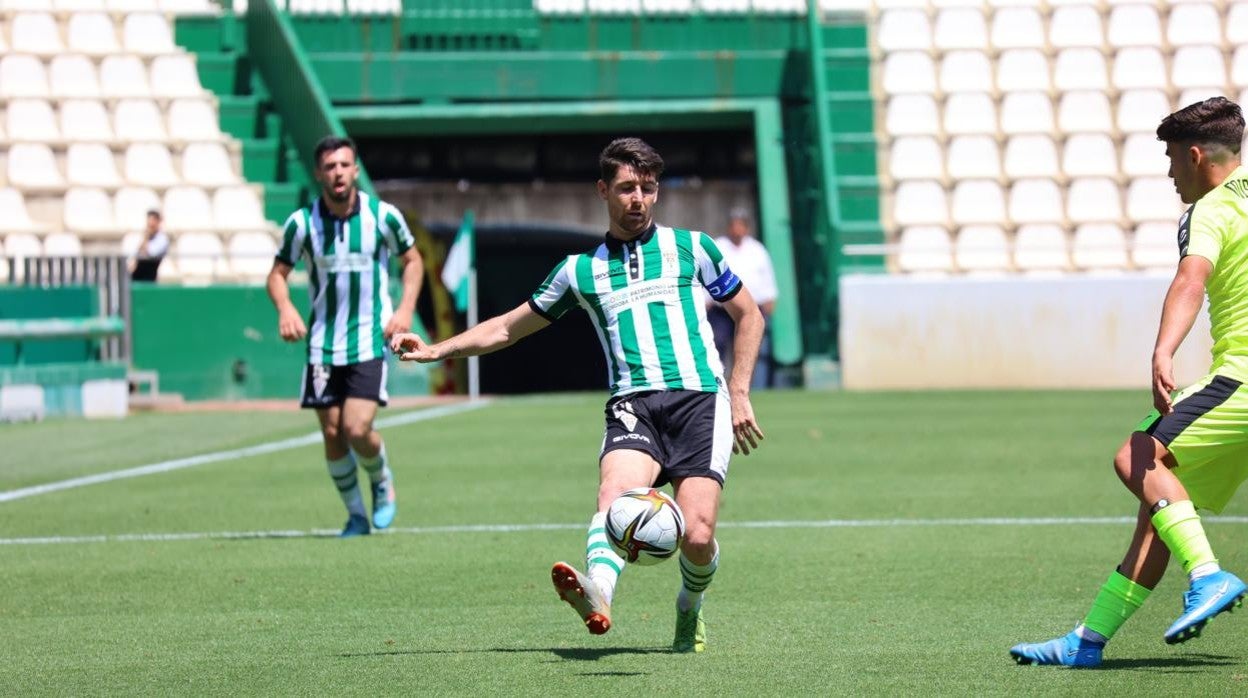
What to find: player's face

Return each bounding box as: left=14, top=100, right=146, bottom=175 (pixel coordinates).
left=317, top=147, right=359, bottom=203
left=1165, top=141, right=1201, bottom=204
left=598, top=165, right=658, bottom=238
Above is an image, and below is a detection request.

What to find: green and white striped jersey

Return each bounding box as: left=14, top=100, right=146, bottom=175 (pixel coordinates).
left=276, top=191, right=415, bottom=366
left=529, top=224, right=743, bottom=396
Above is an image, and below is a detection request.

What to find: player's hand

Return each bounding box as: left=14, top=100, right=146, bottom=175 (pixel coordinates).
left=390, top=332, right=438, bottom=362
left=729, top=391, right=765, bottom=455
left=1152, top=354, right=1177, bottom=415
left=278, top=306, right=307, bottom=342
left=383, top=307, right=413, bottom=340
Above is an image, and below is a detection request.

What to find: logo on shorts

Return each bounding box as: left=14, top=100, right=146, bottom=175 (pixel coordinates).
left=311, top=364, right=330, bottom=399
left=612, top=401, right=638, bottom=432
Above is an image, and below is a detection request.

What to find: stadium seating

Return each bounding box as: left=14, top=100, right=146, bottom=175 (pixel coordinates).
left=954, top=225, right=1010, bottom=273
left=897, top=226, right=953, bottom=273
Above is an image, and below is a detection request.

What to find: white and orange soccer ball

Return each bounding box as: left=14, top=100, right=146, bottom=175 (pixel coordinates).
left=604, top=487, right=686, bottom=566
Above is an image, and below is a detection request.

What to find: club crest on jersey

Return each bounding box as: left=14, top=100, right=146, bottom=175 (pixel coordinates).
left=312, top=365, right=331, bottom=398
left=613, top=401, right=639, bottom=432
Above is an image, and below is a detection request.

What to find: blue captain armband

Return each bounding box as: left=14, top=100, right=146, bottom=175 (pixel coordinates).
left=706, top=267, right=743, bottom=302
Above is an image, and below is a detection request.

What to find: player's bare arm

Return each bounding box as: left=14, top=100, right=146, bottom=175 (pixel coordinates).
left=266, top=259, right=307, bottom=342
left=383, top=246, right=425, bottom=339
left=391, top=301, right=550, bottom=362
left=1152, top=255, right=1213, bottom=414
left=721, top=284, right=766, bottom=455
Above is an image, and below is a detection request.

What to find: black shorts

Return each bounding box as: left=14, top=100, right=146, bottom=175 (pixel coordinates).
left=600, top=389, right=732, bottom=487
left=300, top=358, right=389, bottom=409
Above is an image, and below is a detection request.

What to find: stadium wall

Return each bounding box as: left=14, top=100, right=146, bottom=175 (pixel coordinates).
left=840, top=275, right=1214, bottom=390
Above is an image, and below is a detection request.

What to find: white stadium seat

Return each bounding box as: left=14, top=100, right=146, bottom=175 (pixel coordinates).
left=228, top=232, right=279, bottom=278
left=995, top=49, right=1051, bottom=92
left=1228, top=5, right=1248, bottom=47
left=1112, top=47, right=1167, bottom=91
left=167, top=100, right=221, bottom=141
left=213, top=186, right=268, bottom=231
left=150, top=55, right=204, bottom=98
left=1008, top=179, right=1064, bottom=224
left=1121, top=134, right=1168, bottom=177
left=3, top=233, right=44, bottom=261
left=56, top=0, right=106, bottom=9
left=933, top=8, right=987, bottom=51
left=1167, top=3, right=1221, bottom=47
left=1054, top=49, right=1108, bottom=92
left=1062, top=134, right=1118, bottom=178
left=883, top=52, right=937, bottom=95
left=120, top=231, right=145, bottom=258
left=6, top=99, right=59, bottom=142
left=940, top=51, right=994, bottom=93
left=107, top=0, right=159, bottom=8
left=100, top=55, right=152, bottom=98
left=0, top=55, right=49, bottom=98
left=10, top=13, right=64, bottom=56
left=66, top=143, right=123, bottom=187
left=1067, top=178, right=1123, bottom=224
left=1171, top=46, right=1226, bottom=90
left=1126, top=178, right=1183, bottom=222
left=124, top=143, right=179, bottom=187
left=0, top=188, right=44, bottom=233
left=43, top=232, right=84, bottom=257
left=942, top=92, right=997, bottom=136
left=1072, top=223, right=1129, bottom=270
left=946, top=136, right=1001, bottom=179
left=1058, top=91, right=1113, bottom=134
left=50, top=55, right=101, bottom=99
left=990, top=7, right=1044, bottom=50
left=1014, top=224, right=1069, bottom=272
left=1234, top=47, right=1248, bottom=89
left=60, top=99, right=114, bottom=142
left=885, top=95, right=940, bottom=136
left=7, top=143, right=64, bottom=189
left=892, top=180, right=949, bottom=227
left=1107, top=5, right=1162, bottom=49
left=114, top=99, right=168, bottom=142
left=999, top=92, right=1053, bottom=135
left=67, top=12, right=120, bottom=56
left=889, top=137, right=944, bottom=181
left=1177, top=88, right=1227, bottom=110
left=878, top=9, right=930, bottom=52
left=175, top=232, right=226, bottom=280
left=1132, top=222, right=1178, bottom=269
left=123, top=13, right=176, bottom=55
left=63, top=187, right=118, bottom=234
left=897, top=226, right=954, bottom=273
left=955, top=225, right=1010, bottom=272
left=115, top=187, right=161, bottom=230
left=950, top=179, right=1006, bottom=225
left=163, top=186, right=213, bottom=231
left=1117, top=90, right=1172, bottom=134
left=181, top=143, right=238, bottom=186
left=1003, top=135, right=1059, bottom=179
left=1048, top=5, right=1103, bottom=49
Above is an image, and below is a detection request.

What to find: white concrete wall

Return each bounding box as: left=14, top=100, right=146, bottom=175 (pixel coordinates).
left=840, top=273, right=1215, bottom=390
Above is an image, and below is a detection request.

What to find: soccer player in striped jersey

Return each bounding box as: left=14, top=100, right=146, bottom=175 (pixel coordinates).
left=1012, top=98, right=1248, bottom=667
left=391, top=137, right=767, bottom=652
left=267, top=136, right=424, bottom=538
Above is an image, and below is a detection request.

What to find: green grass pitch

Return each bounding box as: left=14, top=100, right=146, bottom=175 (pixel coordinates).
left=3, top=390, right=1248, bottom=694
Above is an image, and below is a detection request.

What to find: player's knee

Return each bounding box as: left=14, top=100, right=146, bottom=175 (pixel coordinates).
left=321, top=422, right=343, bottom=445
left=682, top=518, right=716, bottom=551
left=1113, top=442, right=1134, bottom=482
left=343, top=421, right=373, bottom=444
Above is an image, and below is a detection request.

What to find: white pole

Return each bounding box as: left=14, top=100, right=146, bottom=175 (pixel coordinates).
left=467, top=267, right=480, bottom=400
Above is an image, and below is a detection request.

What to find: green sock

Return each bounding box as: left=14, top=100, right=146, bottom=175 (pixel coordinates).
left=1082, top=570, right=1151, bottom=640
left=1151, top=500, right=1218, bottom=575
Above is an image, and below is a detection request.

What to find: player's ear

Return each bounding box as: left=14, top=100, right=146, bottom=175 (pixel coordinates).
left=597, top=179, right=608, bottom=200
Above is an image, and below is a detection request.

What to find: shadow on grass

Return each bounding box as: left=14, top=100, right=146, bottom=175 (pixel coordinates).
left=1098, top=653, right=1239, bottom=671
left=337, top=646, right=672, bottom=661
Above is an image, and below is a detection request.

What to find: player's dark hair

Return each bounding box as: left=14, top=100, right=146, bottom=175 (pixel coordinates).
left=599, top=137, right=665, bottom=183
left=1156, top=97, right=1245, bottom=155
left=146, top=209, right=161, bottom=220
left=314, top=135, right=357, bottom=165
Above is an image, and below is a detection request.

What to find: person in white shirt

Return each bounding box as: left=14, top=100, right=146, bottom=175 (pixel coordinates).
left=131, top=209, right=170, bottom=282
left=707, top=207, right=777, bottom=388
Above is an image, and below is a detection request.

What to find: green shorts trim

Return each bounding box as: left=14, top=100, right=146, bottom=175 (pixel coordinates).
left=1136, top=373, right=1248, bottom=513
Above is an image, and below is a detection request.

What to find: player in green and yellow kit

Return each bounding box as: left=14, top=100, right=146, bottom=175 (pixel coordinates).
left=1012, top=97, right=1248, bottom=667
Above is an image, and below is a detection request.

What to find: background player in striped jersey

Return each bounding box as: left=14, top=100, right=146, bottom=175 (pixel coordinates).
left=1011, top=98, right=1248, bottom=667
left=267, top=136, right=424, bottom=538
left=391, top=137, right=766, bottom=652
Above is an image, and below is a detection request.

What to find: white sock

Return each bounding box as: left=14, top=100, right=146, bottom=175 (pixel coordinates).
left=356, top=443, right=391, bottom=485
left=586, top=512, right=624, bottom=605
left=677, top=541, right=719, bottom=612
left=1074, top=624, right=1107, bottom=645
left=327, top=454, right=366, bottom=518
left=1190, top=561, right=1221, bottom=582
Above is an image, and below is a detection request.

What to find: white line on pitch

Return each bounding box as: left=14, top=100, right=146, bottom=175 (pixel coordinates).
left=7, top=516, right=1248, bottom=546
left=0, top=401, right=490, bottom=505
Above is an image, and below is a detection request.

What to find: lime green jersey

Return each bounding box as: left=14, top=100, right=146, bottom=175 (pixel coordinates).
left=1181, top=165, right=1248, bottom=380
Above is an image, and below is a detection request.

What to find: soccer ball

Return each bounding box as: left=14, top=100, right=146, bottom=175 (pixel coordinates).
left=605, top=487, right=685, bottom=566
